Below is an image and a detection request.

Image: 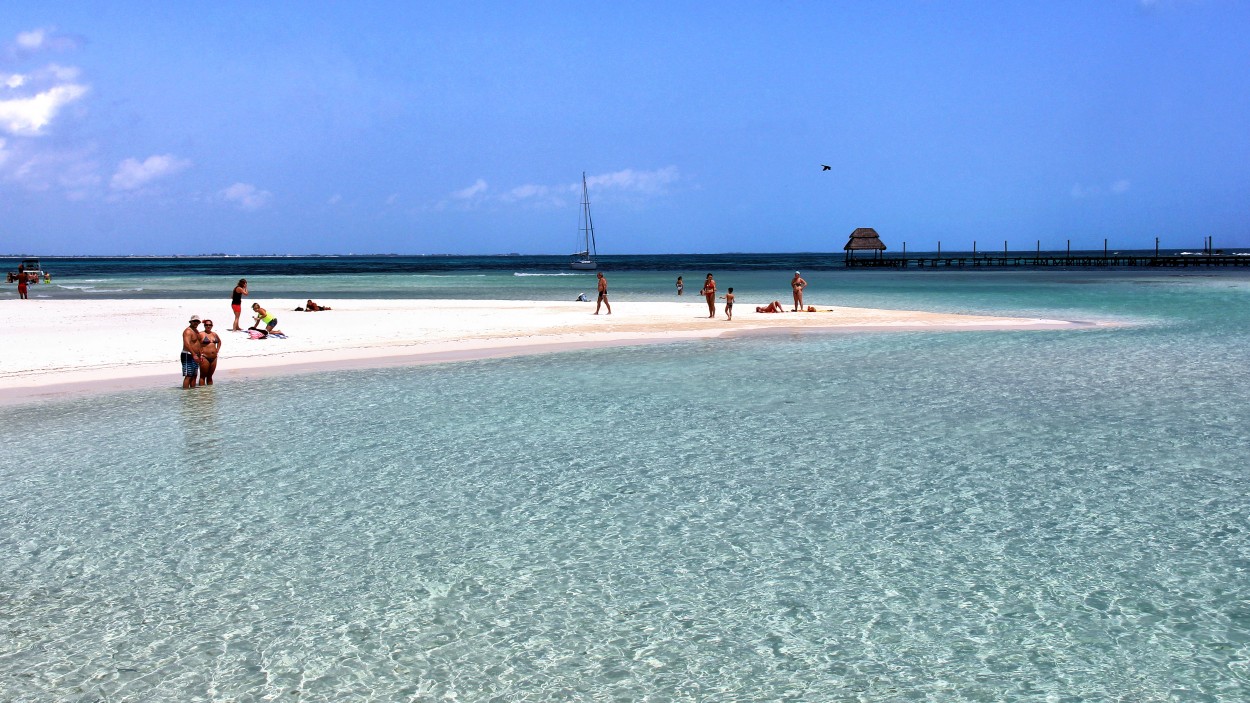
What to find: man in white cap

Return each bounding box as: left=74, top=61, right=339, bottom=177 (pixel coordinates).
left=791, top=271, right=807, bottom=312
left=181, top=315, right=204, bottom=389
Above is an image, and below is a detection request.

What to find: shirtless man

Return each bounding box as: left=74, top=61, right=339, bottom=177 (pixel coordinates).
left=594, top=272, right=611, bottom=315
left=199, top=319, right=222, bottom=386
left=791, top=271, right=807, bottom=311
left=701, top=273, right=716, bottom=318
left=181, top=316, right=203, bottom=389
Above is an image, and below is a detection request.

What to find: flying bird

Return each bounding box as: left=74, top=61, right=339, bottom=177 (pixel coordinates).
left=821, top=164, right=831, bottom=171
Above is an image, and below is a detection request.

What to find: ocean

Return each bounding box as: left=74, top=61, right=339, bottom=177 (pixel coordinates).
left=3, top=255, right=1250, bottom=700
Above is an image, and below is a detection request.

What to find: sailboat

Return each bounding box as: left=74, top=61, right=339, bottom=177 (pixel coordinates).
left=570, top=172, right=598, bottom=270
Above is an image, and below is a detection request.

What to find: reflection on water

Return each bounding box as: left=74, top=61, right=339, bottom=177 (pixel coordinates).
left=2, top=274, right=1250, bottom=699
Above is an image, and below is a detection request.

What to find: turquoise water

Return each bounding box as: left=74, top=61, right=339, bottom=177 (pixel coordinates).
left=3, top=268, right=1250, bottom=700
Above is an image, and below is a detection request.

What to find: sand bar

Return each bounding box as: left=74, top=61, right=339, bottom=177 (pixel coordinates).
left=0, top=298, right=1092, bottom=404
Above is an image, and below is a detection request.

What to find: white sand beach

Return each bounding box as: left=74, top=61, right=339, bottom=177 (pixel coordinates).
left=0, top=298, right=1088, bottom=403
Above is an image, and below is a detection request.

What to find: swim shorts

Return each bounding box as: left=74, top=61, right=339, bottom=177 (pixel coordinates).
left=232, top=303, right=241, bottom=314
left=181, top=351, right=198, bottom=377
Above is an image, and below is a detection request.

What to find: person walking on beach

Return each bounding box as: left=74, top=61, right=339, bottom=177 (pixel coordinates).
left=594, top=272, right=612, bottom=315
left=676, top=276, right=684, bottom=296
left=791, top=271, right=807, bottom=311
left=199, top=320, right=222, bottom=386
left=181, top=315, right=203, bottom=389
left=700, top=273, right=716, bottom=318
left=720, top=287, right=735, bottom=321
left=230, top=279, right=248, bottom=331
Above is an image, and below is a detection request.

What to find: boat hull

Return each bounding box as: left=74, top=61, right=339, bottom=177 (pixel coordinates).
left=570, top=260, right=597, bottom=270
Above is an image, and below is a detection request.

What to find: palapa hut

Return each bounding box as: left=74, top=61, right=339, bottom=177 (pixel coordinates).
left=844, top=227, right=887, bottom=263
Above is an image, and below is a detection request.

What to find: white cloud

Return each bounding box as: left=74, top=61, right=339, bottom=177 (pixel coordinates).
left=110, top=154, right=191, bottom=191
left=221, top=182, right=272, bottom=210
left=506, top=183, right=550, bottom=201
left=16, top=30, right=46, bottom=50
left=434, top=167, right=682, bottom=211
left=1071, top=179, right=1130, bottom=199
left=5, top=27, right=82, bottom=60
left=505, top=166, right=682, bottom=208
left=0, top=30, right=99, bottom=197
left=453, top=178, right=488, bottom=199
left=0, top=140, right=99, bottom=194
left=0, top=82, right=88, bottom=136
left=585, top=166, right=680, bottom=193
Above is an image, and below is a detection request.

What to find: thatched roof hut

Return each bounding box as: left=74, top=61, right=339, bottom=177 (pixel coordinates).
left=844, top=227, right=886, bottom=261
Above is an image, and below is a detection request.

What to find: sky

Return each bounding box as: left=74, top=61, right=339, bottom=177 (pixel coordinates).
left=1, top=1, right=1248, bottom=256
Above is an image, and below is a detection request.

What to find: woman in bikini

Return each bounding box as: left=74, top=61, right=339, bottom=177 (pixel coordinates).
left=700, top=273, right=716, bottom=318
left=199, top=320, right=222, bottom=385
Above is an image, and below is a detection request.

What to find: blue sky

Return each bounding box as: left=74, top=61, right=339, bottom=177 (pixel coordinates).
left=1, top=1, right=1247, bottom=255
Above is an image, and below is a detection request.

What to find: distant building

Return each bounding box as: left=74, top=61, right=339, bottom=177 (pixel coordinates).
left=844, top=228, right=886, bottom=263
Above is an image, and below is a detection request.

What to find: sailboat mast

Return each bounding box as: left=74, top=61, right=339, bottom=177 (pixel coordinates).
left=581, top=172, right=596, bottom=258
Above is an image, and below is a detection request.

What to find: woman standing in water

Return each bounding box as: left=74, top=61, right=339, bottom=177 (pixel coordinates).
left=199, top=320, right=222, bottom=385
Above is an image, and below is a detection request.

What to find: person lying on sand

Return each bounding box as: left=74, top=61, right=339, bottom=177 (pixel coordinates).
left=300, top=299, right=331, bottom=311
left=756, top=301, right=786, bottom=313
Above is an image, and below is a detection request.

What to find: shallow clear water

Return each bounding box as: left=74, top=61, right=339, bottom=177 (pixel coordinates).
left=3, top=269, right=1250, bottom=700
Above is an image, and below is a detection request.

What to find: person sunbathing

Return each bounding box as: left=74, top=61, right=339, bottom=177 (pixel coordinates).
left=302, top=299, right=331, bottom=311
left=756, top=300, right=786, bottom=313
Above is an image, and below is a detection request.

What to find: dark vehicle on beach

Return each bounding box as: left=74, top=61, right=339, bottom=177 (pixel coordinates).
left=7, top=258, right=46, bottom=284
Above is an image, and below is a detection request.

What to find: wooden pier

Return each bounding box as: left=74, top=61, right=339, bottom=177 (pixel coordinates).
left=845, top=254, right=1250, bottom=269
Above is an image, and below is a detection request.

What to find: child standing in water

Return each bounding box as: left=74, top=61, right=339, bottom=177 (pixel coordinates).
left=720, top=287, right=735, bottom=321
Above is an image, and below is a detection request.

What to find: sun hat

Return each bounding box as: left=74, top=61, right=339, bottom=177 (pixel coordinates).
left=189, top=314, right=201, bottom=323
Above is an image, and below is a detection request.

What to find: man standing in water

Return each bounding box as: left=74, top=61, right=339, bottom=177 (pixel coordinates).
left=594, top=272, right=611, bottom=315
left=791, top=271, right=807, bottom=311
left=181, top=315, right=203, bottom=390
left=701, top=273, right=716, bottom=318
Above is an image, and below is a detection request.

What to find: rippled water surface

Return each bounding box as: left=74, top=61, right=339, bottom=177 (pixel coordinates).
left=3, top=270, right=1250, bottom=701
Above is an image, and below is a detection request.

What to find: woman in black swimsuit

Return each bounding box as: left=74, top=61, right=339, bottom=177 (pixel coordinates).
left=230, top=279, right=248, bottom=331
